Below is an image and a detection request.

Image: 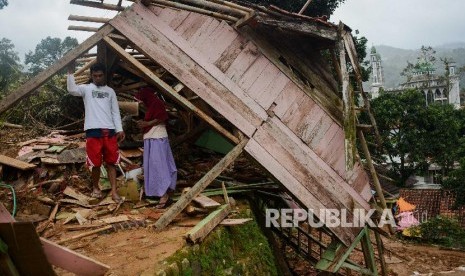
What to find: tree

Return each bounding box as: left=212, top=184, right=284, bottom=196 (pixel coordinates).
left=25, top=36, right=78, bottom=75
left=0, top=38, right=22, bottom=93
left=401, top=45, right=437, bottom=83
left=369, top=89, right=429, bottom=185
left=244, top=0, right=345, bottom=17
left=0, top=0, right=8, bottom=9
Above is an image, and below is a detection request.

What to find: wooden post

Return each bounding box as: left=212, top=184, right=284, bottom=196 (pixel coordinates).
left=0, top=24, right=114, bottom=115
left=153, top=139, right=248, bottom=230
left=103, top=36, right=240, bottom=144
left=338, top=23, right=356, bottom=171
left=342, top=31, right=382, bottom=148
left=358, top=129, right=393, bottom=235
left=68, top=26, right=99, bottom=32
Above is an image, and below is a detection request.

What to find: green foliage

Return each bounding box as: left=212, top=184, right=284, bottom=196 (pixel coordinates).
left=0, top=38, right=22, bottom=93
left=25, top=36, right=78, bottom=75
left=443, top=157, right=465, bottom=208
left=368, top=89, right=428, bottom=184
left=413, top=216, right=465, bottom=248
left=166, top=208, right=277, bottom=275
left=401, top=45, right=437, bottom=82
left=244, top=0, right=345, bottom=17
left=367, top=90, right=464, bottom=186
left=0, top=0, right=8, bottom=9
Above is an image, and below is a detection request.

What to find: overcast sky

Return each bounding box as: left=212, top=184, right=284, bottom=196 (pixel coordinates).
left=1, top=0, right=464, bottom=63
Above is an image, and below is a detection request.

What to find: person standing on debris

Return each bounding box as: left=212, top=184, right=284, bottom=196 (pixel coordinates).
left=67, top=62, right=125, bottom=203
left=135, top=87, right=177, bottom=208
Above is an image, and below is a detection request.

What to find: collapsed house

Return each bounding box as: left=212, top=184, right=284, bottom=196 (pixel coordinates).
left=0, top=0, right=390, bottom=274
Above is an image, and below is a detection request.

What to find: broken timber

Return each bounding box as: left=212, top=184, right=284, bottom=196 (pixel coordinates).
left=186, top=204, right=231, bottom=243
left=0, top=203, right=109, bottom=275
left=153, top=139, right=247, bottom=230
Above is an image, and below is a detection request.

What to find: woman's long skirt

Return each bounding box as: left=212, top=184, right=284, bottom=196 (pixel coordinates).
left=143, top=137, right=177, bottom=197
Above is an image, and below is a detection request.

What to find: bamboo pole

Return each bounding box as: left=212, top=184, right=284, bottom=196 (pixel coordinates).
left=68, top=15, right=110, bottom=23
left=298, top=0, right=312, bottom=14
left=68, top=26, right=99, bottom=32
left=70, top=0, right=125, bottom=11
left=149, top=0, right=239, bottom=22
left=357, top=129, right=393, bottom=235
left=208, top=0, right=253, bottom=13
left=179, top=0, right=247, bottom=17
left=153, top=139, right=248, bottom=230
left=103, top=36, right=240, bottom=144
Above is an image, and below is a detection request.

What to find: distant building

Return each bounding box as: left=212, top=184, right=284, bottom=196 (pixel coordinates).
left=369, top=47, right=461, bottom=109
left=369, top=47, right=384, bottom=99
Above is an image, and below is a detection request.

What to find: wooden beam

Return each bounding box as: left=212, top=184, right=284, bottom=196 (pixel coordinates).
left=74, top=59, right=96, bottom=76
left=68, top=26, right=99, bottom=32
left=338, top=24, right=356, bottom=171
left=103, top=36, right=240, bottom=144
left=256, top=18, right=337, bottom=41
left=70, top=0, right=125, bottom=11
left=153, top=139, right=248, bottom=230
left=0, top=24, right=114, bottom=114
left=68, top=14, right=110, bottom=24
left=185, top=204, right=231, bottom=243
left=0, top=154, right=36, bottom=170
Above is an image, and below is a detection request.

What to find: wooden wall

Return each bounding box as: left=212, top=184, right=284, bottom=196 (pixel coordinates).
left=110, top=3, right=372, bottom=245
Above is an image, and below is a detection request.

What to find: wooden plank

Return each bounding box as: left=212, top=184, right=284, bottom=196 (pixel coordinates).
left=0, top=223, right=55, bottom=275
left=0, top=154, right=36, bottom=170
left=103, top=36, right=240, bottom=144
left=202, top=20, right=239, bottom=63
left=0, top=204, right=109, bottom=275
left=214, top=35, right=248, bottom=72
left=219, top=218, right=252, bottom=225
left=247, top=61, right=282, bottom=101
left=236, top=55, right=271, bottom=92
left=189, top=17, right=221, bottom=50
left=224, top=41, right=261, bottom=82
left=238, top=26, right=343, bottom=125
left=154, top=139, right=248, bottom=230
left=70, top=0, right=125, bottom=11
left=168, top=10, right=191, bottom=29
left=110, top=7, right=265, bottom=136
left=40, top=238, right=110, bottom=276
left=314, top=122, right=340, bottom=156
left=63, top=186, right=95, bottom=204
left=267, top=116, right=370, bottom=211
left=185, top=204, right=231, bottom=243
left=282, top=95, right=315, bottom=132
left=192, top=194, right=221, bottom=209
left=244, top=139, right=355, bottom=246
left=0, top=24, right=114, bottom=114
left=304, top=112, right=333, bottom=147
left=256, top=73, right=290, bottom=110
left=253, top=121, right=355, bottom=212
left=273, top=82, right=303, bottom=118
left=179, top=13, right=209, bottom=41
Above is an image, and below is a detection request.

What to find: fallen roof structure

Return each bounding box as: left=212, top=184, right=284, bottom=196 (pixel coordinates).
left=0, top=0, right=388, bottom=273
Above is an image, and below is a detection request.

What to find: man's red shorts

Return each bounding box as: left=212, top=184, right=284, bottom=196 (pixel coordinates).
left=86, top=136, right=120, bottom=167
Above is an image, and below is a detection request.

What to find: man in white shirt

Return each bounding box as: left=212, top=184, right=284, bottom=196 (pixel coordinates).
left=67, top=62, right=125, bottom=202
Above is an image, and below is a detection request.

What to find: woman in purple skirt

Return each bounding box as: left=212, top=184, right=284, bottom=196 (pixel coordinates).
left=135, top=87, right=177, bottom=208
